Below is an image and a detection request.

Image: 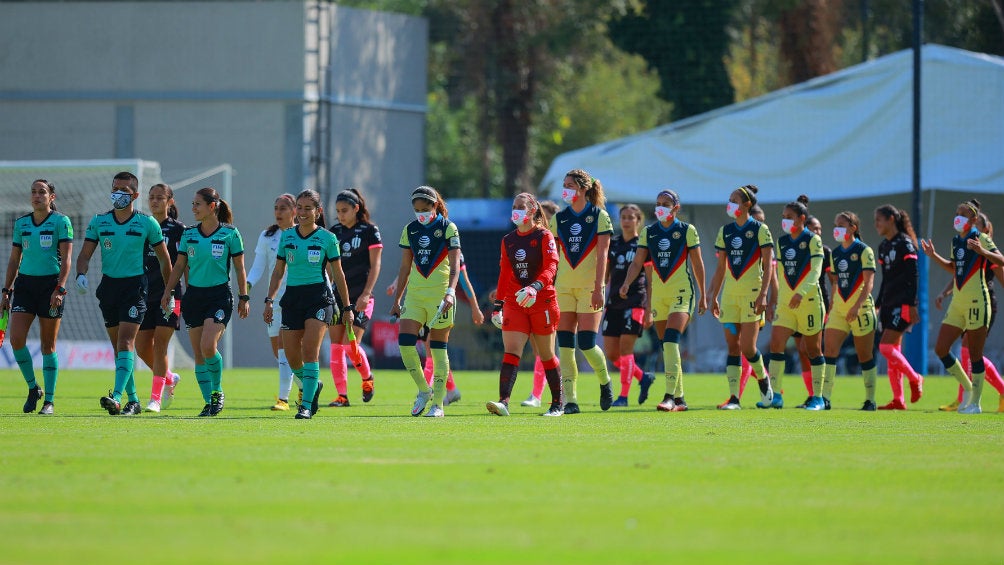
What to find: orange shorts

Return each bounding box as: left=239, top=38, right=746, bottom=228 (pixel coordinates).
left=501, top=298, right=559, bottom=335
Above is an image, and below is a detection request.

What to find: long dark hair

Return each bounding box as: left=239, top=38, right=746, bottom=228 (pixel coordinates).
left=336, top=188, right=371, bottom=224
left=875, top=204, right=917, bottom=246
left=411, top=186, right=448, bottom=219
left=837, top=210, right=862, bottom=240
left=296, top=189, right=327, bottom=228
left=196, top=187, right=233, bottom=224
left=150, top=183, right=178, bottom=219
left=514, top=192, right=548, bottom=230
left=265, top=193, right=296, bottom=237
left=32, top=178, right=57, bottom=211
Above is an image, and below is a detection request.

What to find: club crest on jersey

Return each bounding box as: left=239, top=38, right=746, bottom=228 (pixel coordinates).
left=103, top=238, right=113, bottom=250
left=419, top=235, right=431, bottom=248
left=746, top=231, right=754, bottom=239
left=515, top=249, right=527, bottom=261
left=215, top=309, right=225, bottom=322
left=799, top=241, right=807, bottom=249
left=286, top=250, right=295, bottom=263
left=784, top=248, right=797, bottom=260
left=585, top=215, right=594, bottom=224
left=851, top=253, right=859, bottom=261
left=672, top=231, right=681, bottom=240
left=40, top=234, right=52, bottom=248
left=889, top=249, right=897, bottom=262
left=625, top=250, right=635, bottom=262
left=211, top=243, right=225, bottom=259
left=658, top=239, right=671, bottom=251
left=434, top=229, right=443, bottom=238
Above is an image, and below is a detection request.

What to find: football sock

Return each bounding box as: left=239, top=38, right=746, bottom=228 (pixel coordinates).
left=739, top=356, right=752, bottom=397
left=356, top=346, right=372, bottom=381
left=42, top=352, right=57, bottom=403
left=960, top=346, right=972, bottom=376
left=880, top=343, right=906, bottom=403
left=300, top=362, right=320, bottom=409
left=802, top=371, right=814, bottom=396
left=810, top=357, right=825, bottom=399
left=499, top=352, right=519, bottom=404
left=205, top=351, right=223, bottom=393
left=278, top=349, right=293, bottom=400
left=330, top=343, right=348, bottom=395
left=114, top=351, right=134, bottom=402
left=195, top=363, right=212, bottom=403
left=822, top=357, right=838, bottom=400
left=541, top=356, right=563, bottom=404
left=768, top=352, right=786, bottom=394
left=862, top=358, right=877, bottom=403
left=532, top=356, right=546, bottom=399
left=558, top=331, right=578, bottom=403
left=423, top=355, right=435, bottom=387
left=578, top=331, right=610, bottom=385
left=446, top=371, right=457, bottom=391
left=983, top=357, right=1004, bottom=395
left=14, top=347, right=36, bottom=389
left=429, top=341, right=449, bottom=407
left=746, top=351, right=767, bottom=381
left=970, top=358, right=986, bottom=406
left=726, top=355, right=741, bottom=398
left=941, top=355, right=972, bottom=391
left=124, top=369, right=139, bottom=403
left=664, top=329, right=682, bottom=397
left=150, top=375, right=166, bottom=402
left=618, top=356, right=633, bottom=397
left=399, top=335, right=428, bottom=390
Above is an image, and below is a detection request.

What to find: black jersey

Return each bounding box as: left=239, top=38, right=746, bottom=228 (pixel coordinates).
left=820, top=245, right=832, bottom=309
left=330, top=221, right=382, bottom=300
left=144, top=216, right=185, bottom=294
left=606, top=234, right=646, bottom=310
left=876, top=232, right=918, bottom=309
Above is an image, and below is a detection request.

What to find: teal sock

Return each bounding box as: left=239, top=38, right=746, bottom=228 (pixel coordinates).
left=195, top=363, right=212, bottom=403
left=293, top=367, right=305, bottom=398
left=114, top=351, right=134, bottom=403
left=301, top=362, right=319, bottom=409
left=42, top=352, right=58, bottom=403
left=205, top=351, right=223, bottom=392
left=14, top=347, right=36, bottom=389
left=125, top=371, right=139, bottom=403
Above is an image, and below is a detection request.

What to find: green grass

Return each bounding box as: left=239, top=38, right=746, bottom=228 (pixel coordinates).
left=1, top=368, right=1003, bottom=565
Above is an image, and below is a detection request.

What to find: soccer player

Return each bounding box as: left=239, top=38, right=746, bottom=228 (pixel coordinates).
left=820, top=211, right=878, bottom=411
left=708, top=184, right=775, bottom=410
left=389, top=186, right=462, bottom=418
left=604, top=204, right=656, bottom=407
left=77, top=171, right=172, bottom=416
left=327, top=188, right=382, bottom=407
left=2, top=179, right=72, bottom=415
left=738, top=204, right=772, bottom=400
left=792, top=215, right=832, bottom=408
left=262, top=189, right=352, bottom=420
left=619, top=189, right=706, bottom=412
left=246, top=193, right=298, bottom=411
left=160, top=187, right=249, bottom=417
left=138, top=184, right=186, bottom=413
left=486, top=192, right=564, bottom=417
left=764, top=195, right=825, bottom=410
left=873, top=204, right=924, bottom=410
left=920, top=200, right=1004, bottom=414
left=550, top=169, right=614, bottom=414
left=520, top=199, right=561, bottom=408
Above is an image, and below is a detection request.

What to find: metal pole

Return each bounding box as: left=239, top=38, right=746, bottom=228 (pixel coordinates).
left=905, top=0, right=928, bottom=373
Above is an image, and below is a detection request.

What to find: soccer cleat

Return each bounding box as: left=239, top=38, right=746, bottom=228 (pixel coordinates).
left=197, top=404, right=212, bottom=417
left=23, top=386, right=43, bottom=413
left=100, top=393, right=122, bottom=415
left=38, top=401, right=54, bottom=415
left=424, top=404, right=445, bottom=418
left=823, top=397, right=832, bottom=410
left=938, top=400, right=959, bottom=411
left=771, top=393, right=784, bottom=409
left=671, top=397, right=688, bottom=412
left=411, top=388, right=433, bottom=416
left=145, top=400, right=161, bottom=413
left=486, top=401, right=510, bottom=416
left=998, top=397, right=1004, bottom=413
left=444, top=388, right=462, bottom=406
left=958, top=402, right=982, bottom=415
left=541, top=402, right=564, bottom=417
left=209, top=391, right=225, bottom=416
left=328, top=395, right=350, bottom=407
left=271, top=398, right=290, bottom=411
left=656, top=394, right=675, bottom=412
left=361, top=378, right=374, bottom=403
left=958, top=390, right=972, bottom=411
left=804, top=396, right=825, bottom=411
left=295, top=406, right=312, bottom=419
left=878, top=399, right=906, bottom=410
left=795, top=396, right=813, bottom=409
left=611, top=396, right=629, bottom=407
left=718, top=395, right=741, bottom=410
left=311, top=382, right=323, bottom=415
left=638, top=372, right=656, bottom=405
left=563, top=402, right=580, bottom=414
left=757, top=377, right=774, bottom=407
left=120, top=401, right=142, bottom=416
left=909, top=376, right=924, bottom=404
left=599, top=382, right=614, bottom=411
left=860, top=400, right=877, bottom=411
left=520, top=394, right=541, bottom=408
left=162, top=374, right=180, bottom=409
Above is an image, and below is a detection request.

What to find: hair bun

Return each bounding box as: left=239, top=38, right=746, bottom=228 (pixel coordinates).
left=797, top=194, right=809, bottom=205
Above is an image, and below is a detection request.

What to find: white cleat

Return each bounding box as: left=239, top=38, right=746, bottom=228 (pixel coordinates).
left=520, top=394, right=541, bottom=408
left=958, top=402, right=982, bottom=415
left=145, top=400, right=161, bottom=413
left=444, top=388, right=462, bottom=406
left=957, top=390, right=973, bottom=412
left=162, top=373, right=180, bottom=409
left=759, top=377, right=774, bottom=407
left=412, top=388, right=433, bottom=416
left=424, top=404, right=445, bottom=418
left=486, top=401, right=510, bottom=416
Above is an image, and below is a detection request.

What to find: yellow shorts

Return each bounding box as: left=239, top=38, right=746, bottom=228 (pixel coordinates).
left=650, top=286, right=694, bottom=322
left=773, top=294, right=825, bottom=336
left=942, top=292, right=990, bottom=331
left=401, top=289, right=455, bottom=329
left=825, top=299, right=875, bottom=336
left=718, top=291, right=761, bottom=325
left=557, top=286, right=603, bottom=314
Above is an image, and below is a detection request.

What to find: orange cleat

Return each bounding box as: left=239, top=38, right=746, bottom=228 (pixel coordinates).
left=878, top=399, right=907, bottom=410
left=909, top=377, right=924, bottom=403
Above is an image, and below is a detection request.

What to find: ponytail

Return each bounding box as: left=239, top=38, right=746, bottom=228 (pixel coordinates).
left=514, top=192, right=548, bottom=230
left=875, top=204, right=917, bottom=246
left=735, top=184, right=759, bottom=208
left=32, top=179, right=57, bottom=211
left=837, top=210, right=862, bottom=240
left=411, top=185, right=448, bottom=219
left=196, top=187, right=233, bottom=224
left=785, top=194, right=810, bottom=219
left=337, top=188, right=372, bottom=224
left=296, top=189, right=326, bottom=228
left=566, top=169, right=607, bottom=208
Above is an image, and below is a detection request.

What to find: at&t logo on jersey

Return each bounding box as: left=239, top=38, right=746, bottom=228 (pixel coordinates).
left=419, top=235, right=431, bottom=248
left=784, top=248, right=797, bottom=260
left=956, top=247, right=966, bottom=260
left=837, top=259, right=849, bottom=272
left=342, top=242, right=351, bottom=253
left=515, top=249, right=527, bottom=262
left=658, top=239, right=671, bottom=251
left=568, top=224, right=583, bottom=253
left=730, top=236, right=743, bottom=249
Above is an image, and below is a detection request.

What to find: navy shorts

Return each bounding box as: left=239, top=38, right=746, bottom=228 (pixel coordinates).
left=181, top=284, right=232, bottom=329
left=11, top=274, right=64, bottom=319
left=281, top=283, right=335, bottom=331
left=97, top=274, right=147, bottom=327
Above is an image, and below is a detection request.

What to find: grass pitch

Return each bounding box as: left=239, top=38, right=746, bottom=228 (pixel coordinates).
left=1, top=368, right=1002, bottom=565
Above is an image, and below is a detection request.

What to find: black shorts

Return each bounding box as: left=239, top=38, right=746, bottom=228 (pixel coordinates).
left=280, top=283, right=334, bottom=331
left=879, top=304, right=912, bottom=333
left=601, top=307, right=644, bottom=338
left=11, top=274, right=63, bottom=319
left=989, top=290, right=997, bottom=330
left=140, top=284, right=182, bottom=331
left=97, top=274, right=147, bottom=327
left=181, top=284, right=232, bottom=329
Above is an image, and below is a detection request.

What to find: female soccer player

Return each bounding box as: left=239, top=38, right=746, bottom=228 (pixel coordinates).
left=160, top=187, right=249, bottom=417
left=327, top=188, right=382, bottom=407
left=619, top=189, right=706, bottom=412
left=390, top=186, right=462, bottom=418
left=763, top=195, right=825, bottom=410
left=486, top=192, right=564, bottom=417
left=708, top=184, right=774, bottom=410
left=520, top=199, right=561, bottom=408
left=873, top=204, right=924, bottom=410
left=2, top=179, right=72, bottom=415
left=138, top=184, right=186, bottom=413
left=263, top=189, right=353, bottom=420
left=246, top=193, right=297, bottom=411
left=605, top=204, right=655, bottom=407
left=550, top=169, right=614, bottom=414
left=920, top=200, right=1004, bottom=414
left=791, top=215, right=832, bottom=408
left=819, top=211, right=878, bottom=411
left=77, top=171, right=172, bottom=416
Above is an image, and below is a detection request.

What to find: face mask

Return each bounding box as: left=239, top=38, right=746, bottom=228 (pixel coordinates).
left=655, top=206, right=674, bottom=222
left=111, top=191, right=133, bottom=210
left=561, top=188, right=578, bottom=205
left=415, top=210, right=436, bottom=225
left=512, top=209, right=530, bottom=226
left=953, top=215, right=970, bottom=233
left=726, top=202, right=741, bottom=219
left=833, top=227, right=849, bottom=243
left=781, top=219, right=798, bottom=235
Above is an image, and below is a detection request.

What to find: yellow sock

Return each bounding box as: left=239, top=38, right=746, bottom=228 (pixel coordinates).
left=581, top=345, right=611, bottom=385
left=401, top=345, right=427, bottom=390
left=559, top=347, right=578, bottom=403
left=663, top=341, right=681, bottom=396
left=430, top=345, right=450, bottom=407
left=822, top=363, right=837, bottom=400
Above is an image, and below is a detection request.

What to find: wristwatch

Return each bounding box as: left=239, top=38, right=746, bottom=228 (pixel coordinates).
left=56, top=286, right=67, bottom=296
left=264, top=297, right=274, bottom=305
left=238, top=294, right=250, bottom=302
left=1, top=287, right=10, bottom=296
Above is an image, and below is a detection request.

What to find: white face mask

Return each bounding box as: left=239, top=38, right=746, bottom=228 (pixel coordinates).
left=833, top=227, right=849, bottom=243
left=561, top=188, right=578, bottom=205
left=781, top=219, right=797, bottom=235
left=726, top=202, right=741, bottom=219
left=953, top=215, right=970, bottom=233
left=512, top=209, right=530, bottom=226
left=655, top=206, right=674, bottom=223
left=111, top=190, right=133, bottom=210
left=415, top=210, right=436, bottom=225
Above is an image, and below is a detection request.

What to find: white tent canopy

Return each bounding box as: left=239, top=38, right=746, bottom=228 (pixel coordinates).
left=540, top=45, right=1004, bottom=204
